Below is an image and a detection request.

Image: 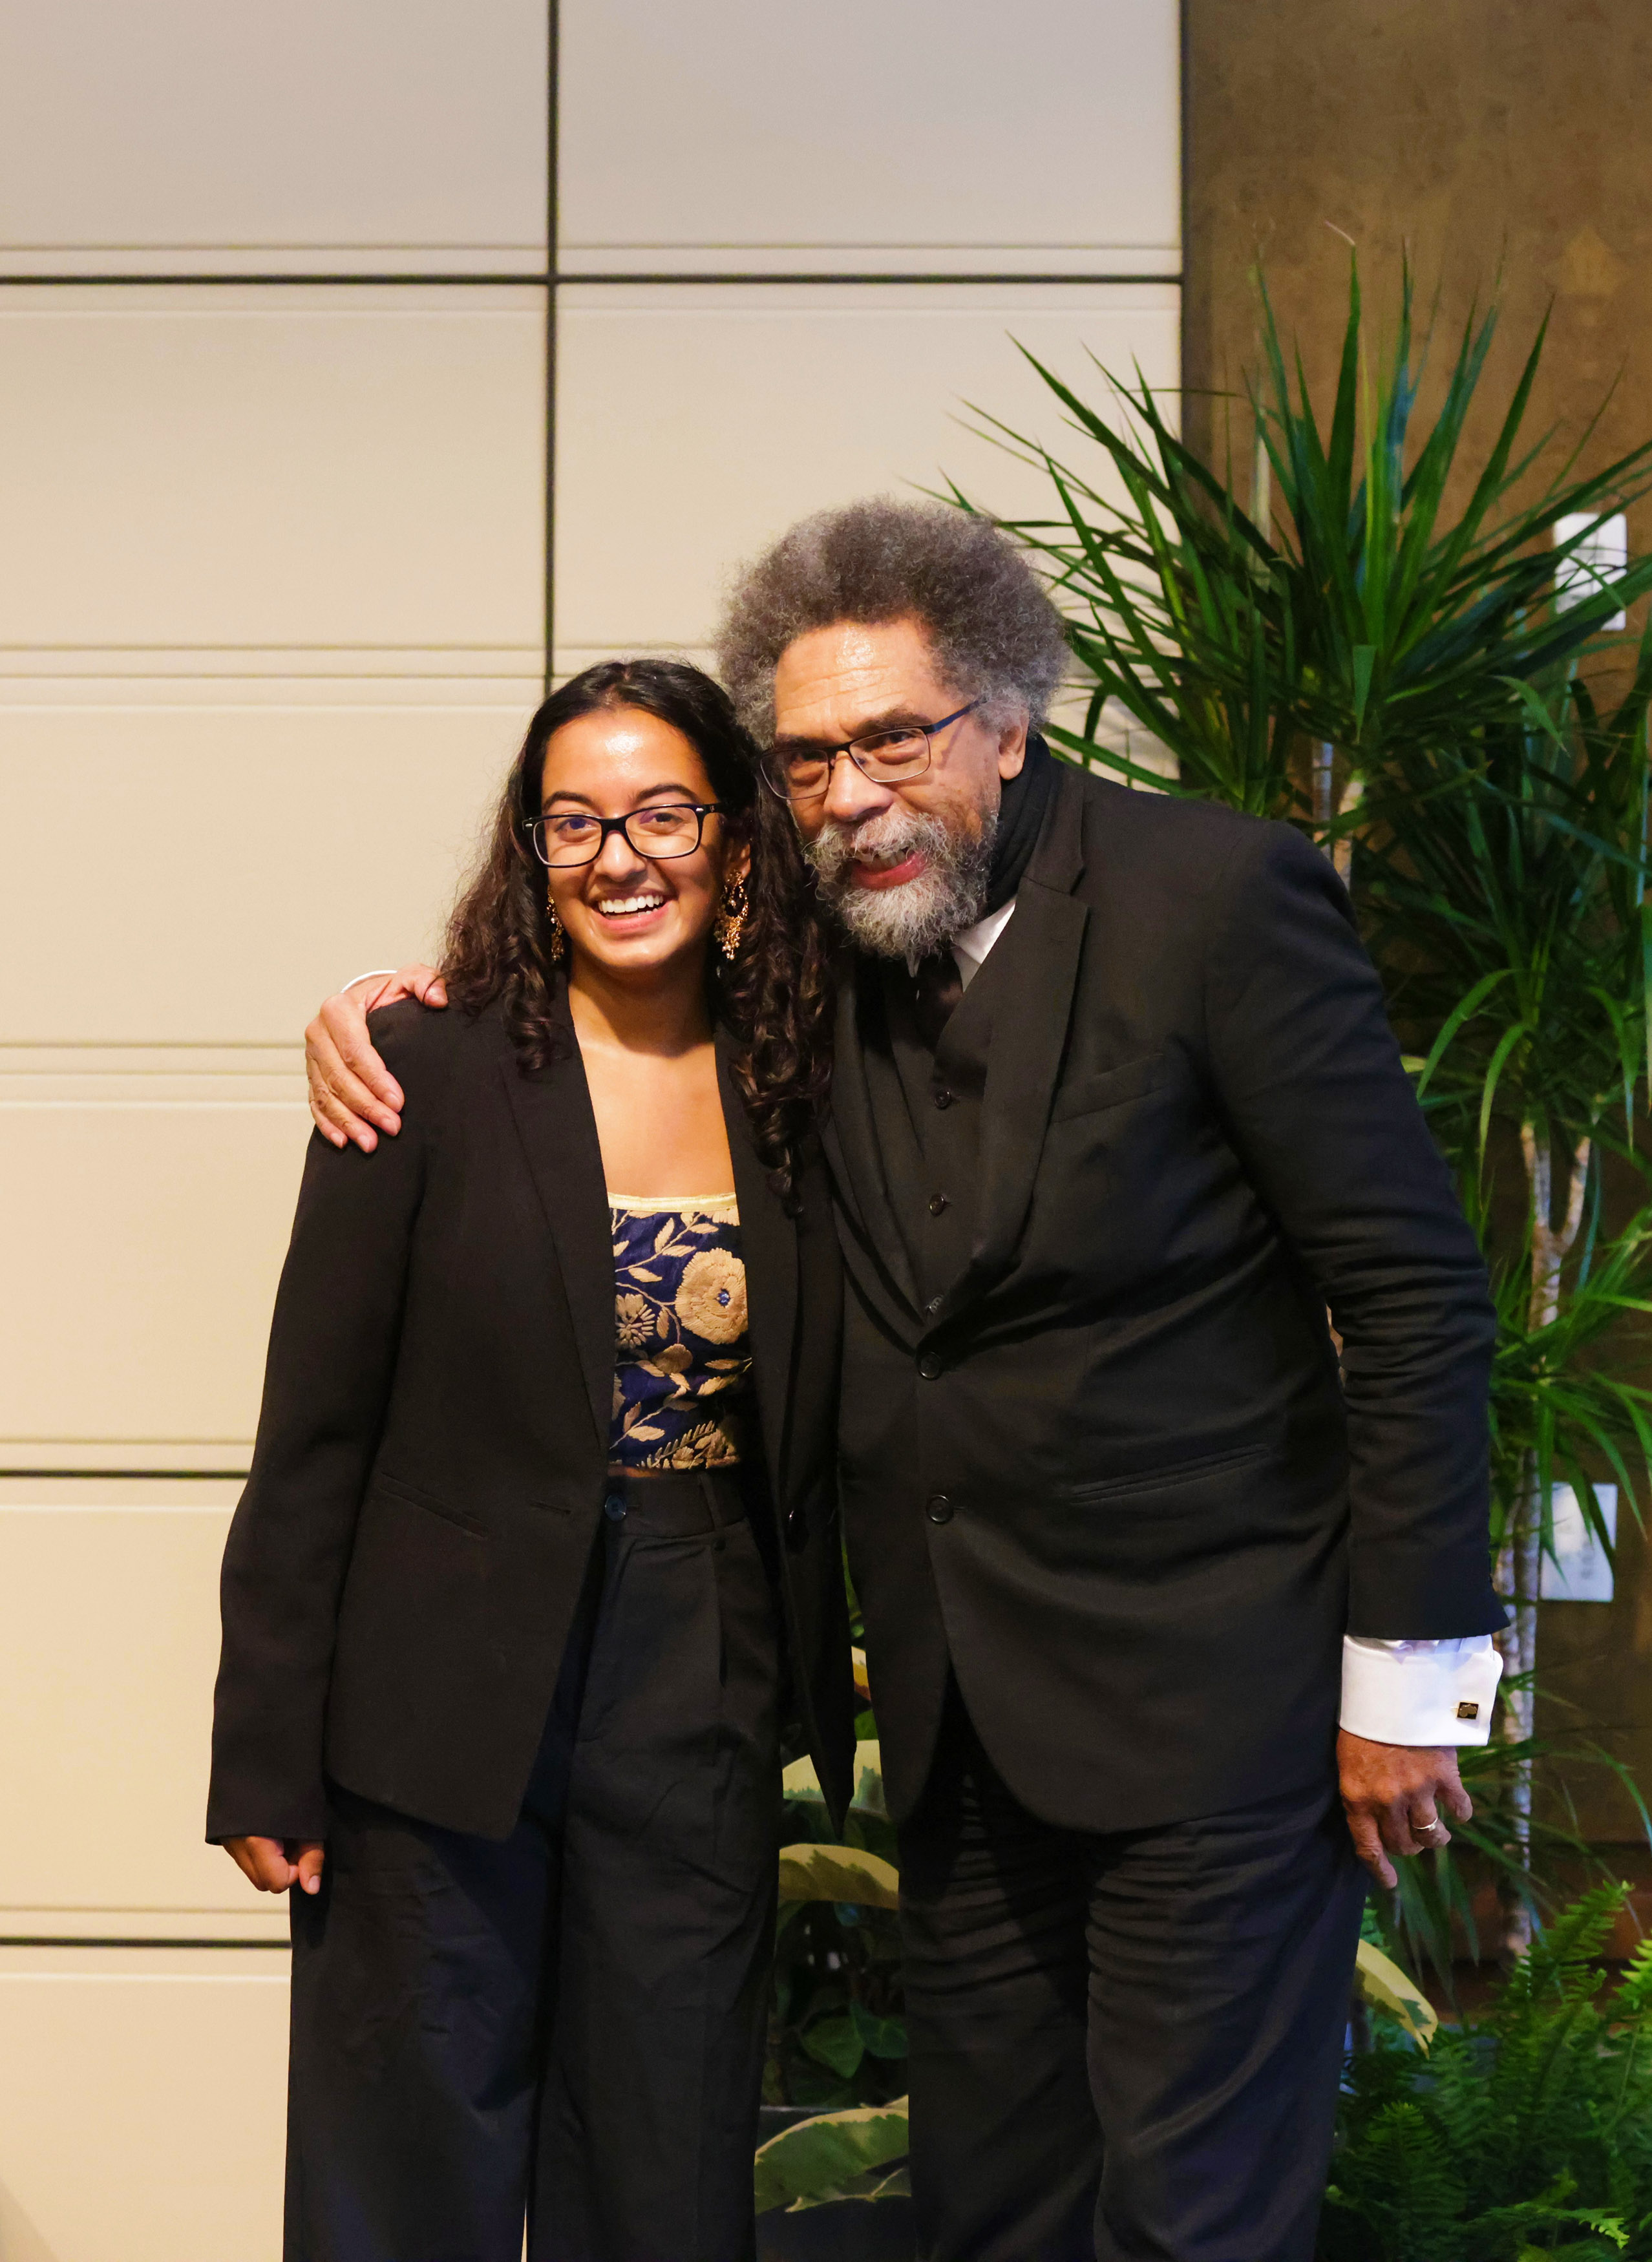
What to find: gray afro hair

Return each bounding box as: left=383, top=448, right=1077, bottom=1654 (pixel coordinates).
left=715, top=497, right=1070, bottom=743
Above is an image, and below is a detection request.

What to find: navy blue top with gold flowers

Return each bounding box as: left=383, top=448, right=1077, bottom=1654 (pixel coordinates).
left=608, top=1195, right=754, bottom=1470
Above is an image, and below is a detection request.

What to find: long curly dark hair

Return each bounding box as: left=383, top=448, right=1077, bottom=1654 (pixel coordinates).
left=443, top=658, right=835, bottom=1198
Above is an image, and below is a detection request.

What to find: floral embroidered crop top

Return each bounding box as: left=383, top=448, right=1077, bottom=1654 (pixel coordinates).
left=608, top=1195, right=754, bottom=1471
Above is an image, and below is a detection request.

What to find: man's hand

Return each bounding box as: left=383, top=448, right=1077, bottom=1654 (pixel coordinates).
left=1337, top=1729, right=1473, bottom=1889
left=224, top=1835, right=326, bottom=1896
left=306, top=963, right=446, bottom=1152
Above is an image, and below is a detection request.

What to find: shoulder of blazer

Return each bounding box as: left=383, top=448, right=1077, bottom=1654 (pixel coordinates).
left=1063, top=765, right=1282, bottom=908
left=361, top=995, right=518, bottom=1126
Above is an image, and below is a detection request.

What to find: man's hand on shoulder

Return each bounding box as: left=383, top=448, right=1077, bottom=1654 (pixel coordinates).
left=1337, top=1729, right=1473, bottom=1890
left=306, top=963, right=447, bottom=1152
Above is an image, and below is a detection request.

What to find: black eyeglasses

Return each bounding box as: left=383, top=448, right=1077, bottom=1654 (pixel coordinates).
left=760, top=700, right=978, bottom=804
left=524, top=801, right=725, bottom=869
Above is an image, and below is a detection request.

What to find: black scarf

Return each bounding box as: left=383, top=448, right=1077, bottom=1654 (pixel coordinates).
left=984, top=731, right=1056, bottom=914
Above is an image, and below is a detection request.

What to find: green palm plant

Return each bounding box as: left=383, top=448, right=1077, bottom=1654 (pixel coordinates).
left=1357, top=652, right=1652, bottom=1954
left=946, top=258, right=1652, bottom=1960
left=949, top=257, right=1652, bottom=832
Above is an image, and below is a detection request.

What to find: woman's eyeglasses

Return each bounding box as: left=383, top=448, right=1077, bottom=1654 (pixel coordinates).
left=760, top=700, right=978, bottom=804
left=524, top=801, right=725, bottom=869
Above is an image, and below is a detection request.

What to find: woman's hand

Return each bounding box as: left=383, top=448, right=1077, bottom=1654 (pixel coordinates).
left=224, top=1835, right=326, bottom=1896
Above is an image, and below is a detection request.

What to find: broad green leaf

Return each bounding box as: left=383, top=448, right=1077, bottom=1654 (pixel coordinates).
left=801, top=2013, right=864, bottom=2078
left=851, top=2000, right=908, bottom=2060
left=779, top=1741, right=887, bottom=1820
left=752, top=2099, right=911, bottom=2214
left=1355, top=1938, right=1439, bottom=2049
left=778, top=1843, right=900, bottom=1909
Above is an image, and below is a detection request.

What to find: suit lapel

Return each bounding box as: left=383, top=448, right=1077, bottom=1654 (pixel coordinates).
left=944, top=764, right=1090, bottom=1311
left=498, top=1008, right=614, bottom=1456
left=719, top=1030, right=797, bottom=1505
left=821, top=962, right=922, bottom=1315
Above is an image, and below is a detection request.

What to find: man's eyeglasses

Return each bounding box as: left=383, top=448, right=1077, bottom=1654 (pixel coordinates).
left=524, top=801, right=725, bottom=869
left=760, top=700, right=978, bottom=805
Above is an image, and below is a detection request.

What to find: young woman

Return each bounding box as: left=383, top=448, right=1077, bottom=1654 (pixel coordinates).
left=207, top=659, right=852, bottom=2262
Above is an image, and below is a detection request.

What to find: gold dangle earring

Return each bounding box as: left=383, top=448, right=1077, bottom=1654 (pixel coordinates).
left=545, top=885, right=567, bottom=962
left=715, top=874, right=750, bottom=962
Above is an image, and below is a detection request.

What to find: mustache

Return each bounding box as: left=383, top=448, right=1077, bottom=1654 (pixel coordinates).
left=804, top=807, right=946, bottom=889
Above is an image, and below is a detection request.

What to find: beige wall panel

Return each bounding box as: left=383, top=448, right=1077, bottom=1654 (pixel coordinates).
left=0, top=1099, right=306, bottom=1452
left=0, top=685, right=538, bottom=1046
left=0, top=290, right=545, bottom=653
left=558, top=0, right=1179, bottom=274
left=0, top=2, right=547, bottom=273
left=554, top=282, right=1180, bottom=651
left=0, top=1506, right=268, bottom=1918
left=0, top=1955, right=286, bottom=2262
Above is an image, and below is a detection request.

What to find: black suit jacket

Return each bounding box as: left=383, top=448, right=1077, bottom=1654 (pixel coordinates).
left=208, top=993, right=854, bottom=1844
left=825, top=765, right=1504, bottom=1830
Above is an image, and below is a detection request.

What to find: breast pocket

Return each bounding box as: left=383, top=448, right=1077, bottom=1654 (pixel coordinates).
left=1049, top=1051, right=1166, bottom=1125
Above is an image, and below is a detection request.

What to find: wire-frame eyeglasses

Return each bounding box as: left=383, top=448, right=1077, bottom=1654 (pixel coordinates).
left=759, top=701, right=979, bottom=804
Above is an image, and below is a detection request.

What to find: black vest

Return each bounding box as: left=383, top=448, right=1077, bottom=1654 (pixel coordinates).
left=862, top=956, right=999, bottom=1312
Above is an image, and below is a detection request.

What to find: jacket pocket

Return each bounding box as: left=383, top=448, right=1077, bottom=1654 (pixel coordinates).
left=1049, top=1051, right=1166, bottom=1125
left=370, top=1470, right=486, bottom=1539
left=1065, top=1442, right=1269, bottom=1505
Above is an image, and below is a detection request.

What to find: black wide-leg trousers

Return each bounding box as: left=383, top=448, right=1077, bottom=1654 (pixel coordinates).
left=284, top=1470, right=781, bottom=2262
left=897, top=1691, right=1366, bottom=2262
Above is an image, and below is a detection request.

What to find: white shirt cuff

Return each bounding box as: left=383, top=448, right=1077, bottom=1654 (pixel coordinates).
left=1339, top=1634, right=1502, bottom=1746
left=343, top=968, right=399, bottom=993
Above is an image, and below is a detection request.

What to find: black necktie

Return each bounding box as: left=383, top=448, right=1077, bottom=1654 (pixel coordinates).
left=911, top=948, right=964, bottom=1052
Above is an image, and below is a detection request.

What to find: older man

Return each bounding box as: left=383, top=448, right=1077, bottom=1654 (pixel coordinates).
left=306, top=500, right=1504, bottom=2262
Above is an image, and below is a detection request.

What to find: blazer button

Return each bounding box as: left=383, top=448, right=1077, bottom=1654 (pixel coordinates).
left=933, top=1087, right=956, bottom=1110
left=917, top=1349, right=942, bottom=1380
left=926, top=1494, right=954, bottom=1524
left=927, top=1192, right=949, bottom=1216
left=603, top=1492, right=628, bottom=1521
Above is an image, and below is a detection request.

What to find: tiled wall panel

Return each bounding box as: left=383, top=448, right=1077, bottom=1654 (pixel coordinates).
left=0, top=1, right=548, bottom=275
left=0, top=1950, right=288, bottom=2262
left=0, top=1505, right=270, bottom=1920
left=558, top=0, right=1180, bottom=275
left=554, top=282, right=1180, bottom=655
left=0, top=1092, right=308, bottom=1454
left=0, top=683, right=537, bottom=1046
left=0, top=289, right=545, bottom=657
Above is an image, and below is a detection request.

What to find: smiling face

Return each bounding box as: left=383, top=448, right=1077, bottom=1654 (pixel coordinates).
left=770, top=615, right=1028, bottom=957
left=539, top=704, right=748, bottom=984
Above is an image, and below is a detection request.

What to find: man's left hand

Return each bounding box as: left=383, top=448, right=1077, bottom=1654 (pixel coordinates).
left=1337, top=1729, right=1473, bottom=1888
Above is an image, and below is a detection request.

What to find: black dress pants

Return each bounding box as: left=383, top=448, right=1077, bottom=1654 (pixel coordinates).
left=284, top=1470, right=781, bottom=2262
left=897, top=1691, right=1366, bottom=2262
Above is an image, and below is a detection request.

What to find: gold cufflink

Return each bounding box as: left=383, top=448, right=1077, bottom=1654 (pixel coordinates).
left=1456, top=1701, right=1479, bottom=1719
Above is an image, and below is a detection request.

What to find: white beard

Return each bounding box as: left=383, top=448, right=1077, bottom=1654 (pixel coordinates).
left=804, top=803, right=996, bottom=960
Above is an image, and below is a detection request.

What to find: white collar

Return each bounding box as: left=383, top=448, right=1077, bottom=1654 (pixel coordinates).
left=903, top=894, right=1018, bottom=992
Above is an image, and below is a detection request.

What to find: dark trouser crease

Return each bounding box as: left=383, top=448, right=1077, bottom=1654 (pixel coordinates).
left=897, top=1687, right=1366, bottom=2262
left=284, top=1470, right=781, bottom=2262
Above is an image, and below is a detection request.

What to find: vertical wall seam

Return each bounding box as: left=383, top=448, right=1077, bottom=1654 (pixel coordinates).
left=1178, top=0, right=1190, bottom=427
left=544, top=0, right=560, bottom=693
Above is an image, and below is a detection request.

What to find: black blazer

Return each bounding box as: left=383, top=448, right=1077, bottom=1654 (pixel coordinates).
left=825, top=764, right=1504, bottom=1830
left=208, top=993, right=854, bottom=1845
